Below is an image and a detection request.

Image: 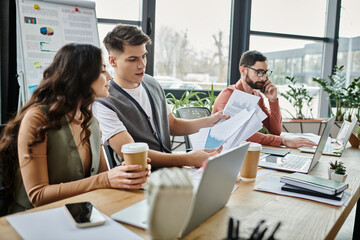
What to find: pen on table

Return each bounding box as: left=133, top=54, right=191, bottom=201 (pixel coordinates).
left=227, top=217, right=233, bottom=239
left=257, top=227, right=267, bottom=240
left=234, top=219, right=240, bottom=239
left=268, top=222, right=281, bottom=240
left=249, top=220, right=265, bottom=240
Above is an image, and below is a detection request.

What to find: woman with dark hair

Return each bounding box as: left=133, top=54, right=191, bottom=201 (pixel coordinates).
left=0, top=43, right=148, bottom=214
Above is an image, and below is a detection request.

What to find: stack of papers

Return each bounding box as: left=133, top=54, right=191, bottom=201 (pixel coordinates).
left=190, top=90, right=267, bottom=150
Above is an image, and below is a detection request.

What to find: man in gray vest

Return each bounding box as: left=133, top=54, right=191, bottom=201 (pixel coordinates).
left=93, top=24, right=228, bottom=168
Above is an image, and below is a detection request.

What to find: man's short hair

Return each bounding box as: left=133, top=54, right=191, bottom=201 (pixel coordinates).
left=103, top=24, right=151, bottom=54
left=239, top=50, right=267, bottom=67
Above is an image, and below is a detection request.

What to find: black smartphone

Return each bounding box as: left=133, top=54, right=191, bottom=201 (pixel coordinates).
left=260, top=78, right=269, bottom=93
left=65, top=202, right=106, bottom=228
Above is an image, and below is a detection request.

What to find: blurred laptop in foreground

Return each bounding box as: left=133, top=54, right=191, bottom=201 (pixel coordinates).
left=111, top=143, right=249, bottom=238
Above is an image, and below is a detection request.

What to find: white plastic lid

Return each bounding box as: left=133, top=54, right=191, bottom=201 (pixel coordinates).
left=121, top=142, right=149, bottom=154
left=248, top=142, right=262, bottom=151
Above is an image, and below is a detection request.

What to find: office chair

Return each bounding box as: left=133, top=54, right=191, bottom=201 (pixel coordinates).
left=102, top=145, right=118, bottom=169
left=0, top=124, right=8, bottom=216
left=176, top=107, right=211, bottom=152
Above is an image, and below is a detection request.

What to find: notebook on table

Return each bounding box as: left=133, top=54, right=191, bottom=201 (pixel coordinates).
left=261, top=147, right=290, bottom=157
left=111, top=142, right=250, bottom=238
left=258, top=117, right=335, bottom=173
left=280, top=172, right=348, bottom=195
left=299, top=117, right=358, bottom=156
left=281, top=184, right=344, bottom=200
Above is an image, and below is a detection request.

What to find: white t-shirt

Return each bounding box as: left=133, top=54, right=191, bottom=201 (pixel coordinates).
left=93, top=84, right=172, bottom=145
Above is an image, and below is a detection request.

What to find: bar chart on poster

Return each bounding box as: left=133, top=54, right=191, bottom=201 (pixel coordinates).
left=16, top=0, right=100, bottom=105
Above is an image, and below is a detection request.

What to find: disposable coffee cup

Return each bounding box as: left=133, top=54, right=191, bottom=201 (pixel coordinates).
left=121, top=142, right=149, bottom=171
left=240, top=142, right=262, bottom=182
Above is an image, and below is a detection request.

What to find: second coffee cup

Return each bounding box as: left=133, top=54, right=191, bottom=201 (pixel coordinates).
left=239, top=142, right=262, bottom=182
left=121, top=142, right=149, bottom=171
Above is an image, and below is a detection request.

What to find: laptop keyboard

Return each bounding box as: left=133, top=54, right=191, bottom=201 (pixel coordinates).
left=281, top=154, right=309, bottom=170
left=323, top=143, right=332, bottom=153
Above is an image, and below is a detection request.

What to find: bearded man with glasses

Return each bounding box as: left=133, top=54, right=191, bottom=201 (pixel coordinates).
left=212, top=50, right=316, bottom=148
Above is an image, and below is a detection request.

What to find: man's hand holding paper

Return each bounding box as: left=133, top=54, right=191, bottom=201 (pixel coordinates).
left=190, top=90, right=268, bottom=150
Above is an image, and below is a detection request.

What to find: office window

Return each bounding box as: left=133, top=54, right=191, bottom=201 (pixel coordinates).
left=338, top=0, right=360, bottom=85
left=337, top=52, right=348, bottom=68
left=352, top=51, right=360, bottom=72
left=249, top=1, right=328, bottom=119
left=304, top=54, right=322, bottom=73
left=250, top=36, right=323, bottom=118
left=94, top=0, right=141, bottom=21
left=97, top=23, right=120, bottom=76
left=251, top=0, right=326, bottom=37
left=286, top=57, right=302, bottom=75
left=250, top=36, right=323, bottom=83
left=154, top=0, right=231, bottom=91
left=93, top=0, right=142, bottom=77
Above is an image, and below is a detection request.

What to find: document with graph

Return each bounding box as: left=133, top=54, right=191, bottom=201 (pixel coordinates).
left=189, top=108, right=255, bottom=150
left=189, top=89, right=266, bottom=150
left=189, top=89, right=267, bottom=150
left=223, top=89, right=267, bottom=122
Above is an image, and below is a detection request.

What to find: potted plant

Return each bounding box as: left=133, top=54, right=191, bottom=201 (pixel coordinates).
left=166, top=83, right=217, bottom=116
left=280, top=76, right=314, bottom=120
left=328, top=160, right=341, bottom=179
left=166, top=89, right=206, bottom=116
left=313, top=66, right=347, bottom=122
left=196, top=83, right=217, bottom=113
left=331, top=163, right=348, bottom=182
left=343, top=76, right=360, bottom=121
left=280, top=76, right=324, bottom=134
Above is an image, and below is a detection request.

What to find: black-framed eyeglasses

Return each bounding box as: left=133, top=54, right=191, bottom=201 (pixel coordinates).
left=245, top=66, right=273, bottom=77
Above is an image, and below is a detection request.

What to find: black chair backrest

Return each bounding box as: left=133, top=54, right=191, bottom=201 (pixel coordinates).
left=102, top=145, right=117, bottom=169
left=0, top=124, right=8, bottom=216
left=176, top=107, right=211, bottom=119
left=175, top=107, right=211, bottom=152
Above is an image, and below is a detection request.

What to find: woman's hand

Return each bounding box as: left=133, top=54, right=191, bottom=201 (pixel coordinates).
left=107, top=158, right=151, bottom=189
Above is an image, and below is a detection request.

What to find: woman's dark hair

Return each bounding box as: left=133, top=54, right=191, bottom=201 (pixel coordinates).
left=239, top=50, right=267, bottom=67
left=0, top=43, right=102, bottom=197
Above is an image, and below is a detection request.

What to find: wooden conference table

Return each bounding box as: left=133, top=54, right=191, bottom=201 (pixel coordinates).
left=0, top=147, right=359, bottom=240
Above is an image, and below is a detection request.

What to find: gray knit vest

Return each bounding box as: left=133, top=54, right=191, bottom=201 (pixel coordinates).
left=97, top=75, right=171, bottom=153
left=8, top=106, right=101, bottom=214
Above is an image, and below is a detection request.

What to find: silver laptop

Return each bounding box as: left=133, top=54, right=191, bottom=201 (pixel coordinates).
left=111, top=142, right=250, bottom=238
left=259, top=117, right=335, bottom=173
left=299, top=117, right=358, bottom=156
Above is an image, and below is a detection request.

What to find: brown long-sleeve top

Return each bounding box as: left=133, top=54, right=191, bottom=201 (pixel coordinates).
left=17, top=106, right=110, bottom=207
left=212, top=80, right=283, bottom=146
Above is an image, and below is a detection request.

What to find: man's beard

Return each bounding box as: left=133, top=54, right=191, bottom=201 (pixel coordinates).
left=244, top=73, right=265, bottom=92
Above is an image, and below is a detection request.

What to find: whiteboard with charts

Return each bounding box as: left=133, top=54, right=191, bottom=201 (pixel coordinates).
left=16, top=0, right=100, bottom=105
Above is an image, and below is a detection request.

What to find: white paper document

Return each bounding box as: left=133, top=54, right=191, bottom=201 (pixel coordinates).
left=189, top=108, right=256, bottom=150
left=6, top=207, right=143, bottom=240
left=223, top=89, right=267, bottom=122
left=254, top=176, right=351, bottom=206
left=189, top=90, right=267, bottom=150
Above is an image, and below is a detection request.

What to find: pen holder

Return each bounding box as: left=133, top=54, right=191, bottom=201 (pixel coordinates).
left=222, top=218, right=281, bottom=240
left=146, top=168, right=193, bottom=240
